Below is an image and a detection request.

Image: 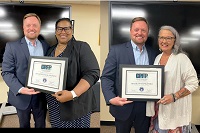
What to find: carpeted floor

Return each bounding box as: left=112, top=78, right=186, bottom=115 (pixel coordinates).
left=1, top=110, right=198, bottom=132
left=0, top=111, right=100, bottom=128
left=100, top=124, right=199, bottom=133
left=100, top=125, right=135, bottom=133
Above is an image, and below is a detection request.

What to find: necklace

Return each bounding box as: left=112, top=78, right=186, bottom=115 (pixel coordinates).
left=56, top=45, right=67, bottom=53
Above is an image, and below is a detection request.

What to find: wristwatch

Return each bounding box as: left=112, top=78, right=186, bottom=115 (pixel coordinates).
left=174, top=94, right=178, bottom=101
left=71, top=90, right=78, bottom=100
left=172, top=93, right=178, bottom=102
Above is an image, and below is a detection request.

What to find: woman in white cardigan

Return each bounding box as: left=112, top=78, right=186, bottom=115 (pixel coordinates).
left=146, top=25, right=199, bottom=133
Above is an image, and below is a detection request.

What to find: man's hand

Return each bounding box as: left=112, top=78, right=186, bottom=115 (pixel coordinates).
left=20, top=87, right=40, bottom=95
left=109, top=96, right=133, bottom=106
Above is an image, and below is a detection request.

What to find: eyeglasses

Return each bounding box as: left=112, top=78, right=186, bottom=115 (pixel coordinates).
left=158, top=36, right=175, bottom=42
left=56, top=26, right=72, bottom=33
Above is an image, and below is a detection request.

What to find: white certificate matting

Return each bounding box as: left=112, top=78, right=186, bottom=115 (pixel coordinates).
left=126, top=71, right=158, bottom=95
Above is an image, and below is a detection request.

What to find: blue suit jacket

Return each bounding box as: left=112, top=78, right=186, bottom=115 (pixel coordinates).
left=101, top=41, right=159, bottom=121
left=1, top=37, right=49, bottom=110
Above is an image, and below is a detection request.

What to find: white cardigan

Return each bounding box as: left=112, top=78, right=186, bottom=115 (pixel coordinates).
left=146, top=53, right=199, bottom=130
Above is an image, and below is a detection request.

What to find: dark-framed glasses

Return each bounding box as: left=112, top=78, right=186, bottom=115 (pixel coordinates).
left=56, top=26, right=72, bottom=33
left=158, top=36, right=175, bottom=42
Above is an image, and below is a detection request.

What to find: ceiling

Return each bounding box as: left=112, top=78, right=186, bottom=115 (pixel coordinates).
left=4, top=0, right=100, bottom=5
left=64, top=1, right=100, bottom=5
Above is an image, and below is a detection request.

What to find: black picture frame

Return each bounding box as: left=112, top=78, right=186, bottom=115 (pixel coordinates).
left=119, top=64, right=164, bottom=101
left=26, top=56, right=68, bottom=94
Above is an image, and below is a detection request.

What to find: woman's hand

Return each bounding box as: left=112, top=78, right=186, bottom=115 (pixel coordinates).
left=52, top=90, right=73, bottom=103
left=157, top=94, right=174, bottom=105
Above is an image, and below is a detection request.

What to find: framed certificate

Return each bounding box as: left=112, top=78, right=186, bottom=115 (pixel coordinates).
left=119, top=64, right=164, bottom=101
left=26, top=56, right=68, bottom=94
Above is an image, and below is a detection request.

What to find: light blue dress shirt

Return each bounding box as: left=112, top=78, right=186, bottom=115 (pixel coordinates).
left=25, top=36, right=44, bottom=56
left=131, top=40, right=149, bottom=65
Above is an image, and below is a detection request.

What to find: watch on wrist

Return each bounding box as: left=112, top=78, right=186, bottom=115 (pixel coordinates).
left=71, top=90, right=78, bottom=100
left=174, top=94, right=178, bottom=101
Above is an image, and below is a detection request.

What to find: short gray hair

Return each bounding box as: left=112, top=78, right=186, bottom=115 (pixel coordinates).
left=158, top=25, right=185, bottom=55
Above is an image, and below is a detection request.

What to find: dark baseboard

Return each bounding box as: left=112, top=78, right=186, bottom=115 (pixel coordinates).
left=0, top=103, right=12, bottom=107
left=100, top=121, right=115, bottom=126
left=195, top=125, right=200, bottom=132
left=5, top=103, right=12, bottom=106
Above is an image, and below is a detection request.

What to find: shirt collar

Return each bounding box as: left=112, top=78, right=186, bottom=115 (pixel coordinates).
left=25, top=36, right=39, bottom=46
left=131, top=40, right=146, bottom=50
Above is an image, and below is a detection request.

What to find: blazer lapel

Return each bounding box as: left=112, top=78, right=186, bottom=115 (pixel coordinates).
left=20, top=37, right=30, bottom=61
left=62, top=39, right=74, bottom=58
left=146, top=45, right=154, bottom=65
left=125, top=42, right=135, bottom=64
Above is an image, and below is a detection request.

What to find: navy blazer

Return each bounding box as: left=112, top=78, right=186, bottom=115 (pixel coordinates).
left=101, top=41, right=159, bottom=121
left=1, top=37, right=49, bottom=110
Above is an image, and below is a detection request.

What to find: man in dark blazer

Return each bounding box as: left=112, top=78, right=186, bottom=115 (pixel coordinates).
left=101, top=17, right=159, bottom=133
left=1, top=13, right=49, bottom=128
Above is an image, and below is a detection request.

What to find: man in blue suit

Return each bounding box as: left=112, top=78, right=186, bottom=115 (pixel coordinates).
left=101, top=17, right=159, bottom=133
left=1, top=13, right=49, bottom=128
